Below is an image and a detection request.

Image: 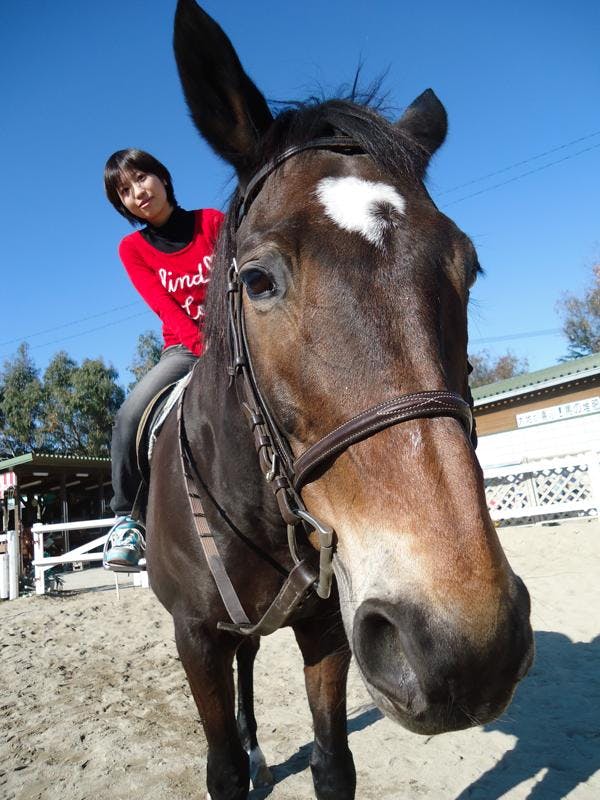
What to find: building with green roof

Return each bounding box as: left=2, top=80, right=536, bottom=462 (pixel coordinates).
left=472, top=352, right=600, bottom=469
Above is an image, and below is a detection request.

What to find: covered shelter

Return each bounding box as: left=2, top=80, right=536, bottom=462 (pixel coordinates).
left=0, top=453, right=112, bottom=573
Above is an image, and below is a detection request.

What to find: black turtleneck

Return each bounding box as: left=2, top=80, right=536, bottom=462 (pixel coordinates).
left=139, top=206, right=195, bottom=253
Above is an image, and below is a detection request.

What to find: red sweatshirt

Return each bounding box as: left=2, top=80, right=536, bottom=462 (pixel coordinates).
left=119, top=208, right=224, bottom=356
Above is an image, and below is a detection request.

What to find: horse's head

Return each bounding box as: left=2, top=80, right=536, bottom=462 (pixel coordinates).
left=174, top=0, right=533, bottom=735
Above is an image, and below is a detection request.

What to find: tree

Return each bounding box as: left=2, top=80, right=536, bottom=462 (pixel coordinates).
left=469, top=350, right=529, bottom=388
left=557, top=262, right=600, bottom=359
left=128, top=330, right=162, bottom=390
left=41, top=351, right=79, bottom=452
left=0, top=343, right=44, bottom=457
left=0, top=345, right=124, bottom=458
left=41, top=353, right=124, bottom=456
left=70, top=358, right=124, bottom=455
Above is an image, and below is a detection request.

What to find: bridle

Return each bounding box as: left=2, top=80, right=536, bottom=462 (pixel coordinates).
left=179, top=135, right=475, bottom=637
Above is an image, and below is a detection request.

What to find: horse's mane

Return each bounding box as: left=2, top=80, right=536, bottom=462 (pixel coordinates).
left=204, top=94, right=424, bottom=361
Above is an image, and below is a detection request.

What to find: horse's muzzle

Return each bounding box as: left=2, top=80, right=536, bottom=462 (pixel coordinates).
left=352, top=578, right=534, bottom=735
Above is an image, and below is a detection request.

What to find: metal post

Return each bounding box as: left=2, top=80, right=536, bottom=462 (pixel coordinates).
left=98, top=471, right=105, bottom=518
left=60, top=473, right=70, bottom=553
left=14, top=487, right=23, bottom=578
left=33, top=528, right=46, bottom=596
left=7, top=530, right=19, bottom=600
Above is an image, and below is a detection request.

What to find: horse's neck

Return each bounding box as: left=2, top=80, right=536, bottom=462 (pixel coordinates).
left=184, top=353, right=284, bottom=536
left=186, top=353, right=245, bottom=463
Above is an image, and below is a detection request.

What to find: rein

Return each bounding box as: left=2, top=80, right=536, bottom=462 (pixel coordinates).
left=178, top=135, right=475, bottom=637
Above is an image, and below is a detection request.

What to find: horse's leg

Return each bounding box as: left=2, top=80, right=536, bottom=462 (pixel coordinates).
left=174, top=618, right=249, bottom=800
left=293, top=616, right=356, bottom=800
left=235, top=636, right=273, bottom=789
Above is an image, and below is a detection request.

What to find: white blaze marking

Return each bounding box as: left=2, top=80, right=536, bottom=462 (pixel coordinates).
left=409, top=429, right=423, bottom=452
left=315, top=176, right=405, bottom=247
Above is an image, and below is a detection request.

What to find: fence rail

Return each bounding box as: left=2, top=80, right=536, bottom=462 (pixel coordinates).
left=32, top=518, right=117, bottom=596
left=484, top=452, right=600, bottom=524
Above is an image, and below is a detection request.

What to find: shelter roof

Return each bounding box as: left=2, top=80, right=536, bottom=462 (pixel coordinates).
left=0, top=452, right=111, bottom=499
left=472, top=352, right=600, bottom=409
left=0, top=452, right=110, bottom=472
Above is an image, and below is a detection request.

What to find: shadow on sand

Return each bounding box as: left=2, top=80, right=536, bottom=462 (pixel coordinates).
left=456, top=631, right=600, bottom=799
left=250, top=633, right=600, bottom=798
left=248, top=705, right=383, bottom=798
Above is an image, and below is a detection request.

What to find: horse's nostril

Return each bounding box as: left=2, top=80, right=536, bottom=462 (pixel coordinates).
left=353, top=601, right=423, bottom=709
left=356, top=612, right=402, bottom=679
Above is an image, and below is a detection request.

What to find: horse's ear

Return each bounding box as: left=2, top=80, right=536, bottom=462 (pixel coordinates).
left=396, top=89, right=447, bottom=167
left=174, top=0, right=273, bottom=183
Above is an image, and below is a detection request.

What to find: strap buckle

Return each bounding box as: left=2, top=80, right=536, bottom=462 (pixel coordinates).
left=295, top=509, right=334, bottom=600
left=265, top=452, right=277, bottom=482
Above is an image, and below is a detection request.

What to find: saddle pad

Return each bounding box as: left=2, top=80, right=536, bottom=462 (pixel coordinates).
left=147, top=370, right=193, bottom=462
left=135, top=370, right=194, bottom=484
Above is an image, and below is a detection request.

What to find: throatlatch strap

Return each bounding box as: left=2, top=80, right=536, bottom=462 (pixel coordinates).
left=176, top=388, right=320, bottom=637
left=177, top=391, right=251, bottom=627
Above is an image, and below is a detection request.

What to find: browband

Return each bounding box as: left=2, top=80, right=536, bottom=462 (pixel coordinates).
left=237, top=136, right=364, bottom=226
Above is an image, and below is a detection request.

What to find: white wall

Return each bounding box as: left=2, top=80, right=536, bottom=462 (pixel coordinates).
left=476, top=413, right=600, bottom=469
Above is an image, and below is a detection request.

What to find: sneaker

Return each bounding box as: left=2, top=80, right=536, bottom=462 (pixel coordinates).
left=103, top=516, right=146, bottom=572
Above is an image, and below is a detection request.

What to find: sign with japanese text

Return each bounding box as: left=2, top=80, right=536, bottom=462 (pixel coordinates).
left=516, top=396, right=600, bottom=428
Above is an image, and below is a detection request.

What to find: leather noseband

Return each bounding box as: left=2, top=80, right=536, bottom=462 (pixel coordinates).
left=293, top=391, right=472, bottom=491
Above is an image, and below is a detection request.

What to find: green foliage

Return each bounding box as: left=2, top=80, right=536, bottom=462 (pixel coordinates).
left=42, top=351, right=78, bottom=452
left=469, top=350, right=529, bottom=389
left=557, top=263, right=600, bottom=359
left=0, top=343, right=44, bottom=457
left=41, top=352, right=124, bottom=455
left=128, top=330, right=162, bottom=390
left=0, top=345, right=124, bottom=458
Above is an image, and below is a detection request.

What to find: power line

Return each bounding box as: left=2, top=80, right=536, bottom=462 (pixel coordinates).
left=438, top=129, right=600, bottom=196
left=0, top=302, right=141, bottom=347
left=24, top=310, right=153, bottom=351
left=471, top=327, right=563, bottom=345
left=4, top=128, right=598, bottom=354
left=442, top=141, right=600, bottom=208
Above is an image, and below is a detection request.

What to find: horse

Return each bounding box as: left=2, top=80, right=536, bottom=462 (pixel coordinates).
left=146, top=2, right=534, bottom=798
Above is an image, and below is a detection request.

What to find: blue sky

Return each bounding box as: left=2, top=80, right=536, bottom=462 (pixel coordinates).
left=2, top=0, right=599, bottom=386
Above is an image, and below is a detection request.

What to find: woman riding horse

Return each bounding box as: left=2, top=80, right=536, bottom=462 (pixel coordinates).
left=102, top=148, right=223, bottom=570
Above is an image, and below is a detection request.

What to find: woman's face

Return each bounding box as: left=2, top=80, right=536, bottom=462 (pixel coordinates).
left=117, top=170, right=172, bottom=225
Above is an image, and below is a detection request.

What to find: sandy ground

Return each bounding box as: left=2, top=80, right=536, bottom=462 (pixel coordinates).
left=1, top=519, right=599, bottom=800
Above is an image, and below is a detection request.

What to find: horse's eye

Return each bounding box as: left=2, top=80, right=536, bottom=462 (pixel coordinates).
left=240, top=267, right=276, bottom=298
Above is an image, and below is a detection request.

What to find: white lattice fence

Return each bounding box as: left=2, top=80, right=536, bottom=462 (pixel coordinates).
left=484, top=452, right=600, bottom=524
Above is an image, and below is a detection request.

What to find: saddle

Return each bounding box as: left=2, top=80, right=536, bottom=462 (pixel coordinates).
left=135, top=372, right=193, bottom=485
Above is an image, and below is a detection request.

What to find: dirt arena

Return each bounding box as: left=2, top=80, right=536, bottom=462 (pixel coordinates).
left=1, top=519, right=599, bottom=800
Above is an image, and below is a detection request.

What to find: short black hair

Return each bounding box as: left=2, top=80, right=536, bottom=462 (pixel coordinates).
left=104, top=149, right=177, bottom=225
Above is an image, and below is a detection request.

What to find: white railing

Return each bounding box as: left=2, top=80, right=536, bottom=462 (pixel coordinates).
left=0, top=531, right=19, bottom=600
left=32, top=518, right=115, bottom=596
left=32, top=518, right=148, bottom=596
left=484, top=451, right=600, bottom=524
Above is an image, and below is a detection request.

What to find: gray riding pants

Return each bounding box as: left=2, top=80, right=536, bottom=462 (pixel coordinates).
left=110, top=345, right=198, bottom=515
